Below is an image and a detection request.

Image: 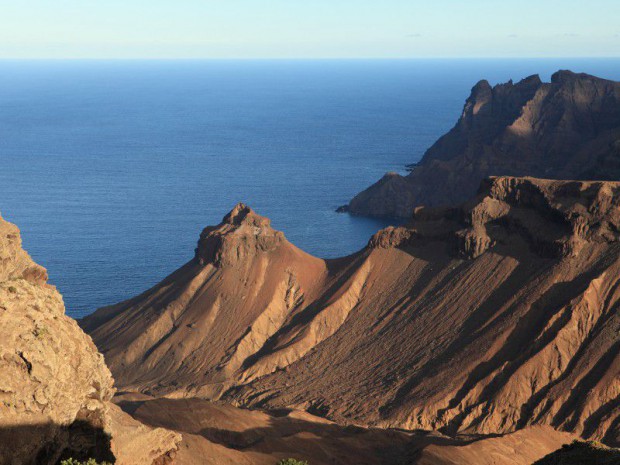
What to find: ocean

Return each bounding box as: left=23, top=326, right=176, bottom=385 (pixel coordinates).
left=1, top=58, right=619, bottom=318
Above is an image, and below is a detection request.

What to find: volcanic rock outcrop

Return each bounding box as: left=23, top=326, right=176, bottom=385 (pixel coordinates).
left=84, top=177, right=620, bottom=448
left=343, top=71, right=620, bottom=218
left=0, top=214, right=180, bottom=465
left=532, top=440, right=620, bottom=465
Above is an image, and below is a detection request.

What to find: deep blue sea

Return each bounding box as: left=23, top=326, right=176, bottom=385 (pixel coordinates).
left=1, top=59, right=619, bottom=318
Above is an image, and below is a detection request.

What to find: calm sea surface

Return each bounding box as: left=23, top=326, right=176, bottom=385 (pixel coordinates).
left=1, top=59, right=619, bottom=318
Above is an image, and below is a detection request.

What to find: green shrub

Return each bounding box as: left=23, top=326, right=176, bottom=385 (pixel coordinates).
left=60, top=459, right=112, bottom=465
left=33, top=325, right=49, bottom=339
left=7, top=286, right=17, bottom=293
left=277, top=459, right=309, bottom=465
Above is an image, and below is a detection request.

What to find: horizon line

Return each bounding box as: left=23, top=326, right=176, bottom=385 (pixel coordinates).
left=1, top=56, right=620, bottom=61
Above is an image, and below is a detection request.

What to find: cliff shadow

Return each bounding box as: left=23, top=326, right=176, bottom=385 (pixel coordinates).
left=0, top=420, right=114, bottom=465
left=115, top=396, right=422, bottom=465
left=115, top=397, right=501, bottom=465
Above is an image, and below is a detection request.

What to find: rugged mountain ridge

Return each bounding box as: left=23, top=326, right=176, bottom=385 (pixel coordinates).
left=343, top=70, right=620, bottom=218
left=0, top=214, right=181, bottom=465
left=84, top=177, right=620, bottom=447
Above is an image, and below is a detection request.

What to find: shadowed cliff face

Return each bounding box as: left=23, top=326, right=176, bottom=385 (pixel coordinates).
left=84, top=177, right=620, bottom=446
left=345, top=71, right=620, bottom=218
left=0, top=214, right=181, bottom=465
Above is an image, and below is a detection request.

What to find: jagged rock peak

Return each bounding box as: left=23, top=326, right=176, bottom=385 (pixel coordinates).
left=469, top=78, right=492, bottom=96
left=470, top=176, right=620, bottom=257
left=550, top=69, right=613, bottom=84
left=196, top=203, right=285, bottom=267
left=222, top=202, right=272, bottom=228
left=368, top=225, right=414, bottom=249
left=482, top=176, right=620, bottom=225
left=460, top=74, right=544, bottom=132
left=468, top=74, right=543, bottom=104
left=368, top=176, right=620, bottom=259
left=0, top=213, right=48, bottom=285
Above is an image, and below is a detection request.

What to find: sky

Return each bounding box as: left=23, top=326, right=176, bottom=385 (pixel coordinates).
left=0, top=0, right=619, bottom=59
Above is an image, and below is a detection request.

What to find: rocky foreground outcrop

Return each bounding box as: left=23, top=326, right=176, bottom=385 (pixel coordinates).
left=84, top=177, right=620, bottom=448
left=0, top=214, right=180, bottom=465
left=343, top=70, right=620, bottom=217
left=533, top=440, right=620, bottom=465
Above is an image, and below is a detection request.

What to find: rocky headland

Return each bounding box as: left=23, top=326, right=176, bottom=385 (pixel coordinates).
left=342, top=71, right=620, bottom=218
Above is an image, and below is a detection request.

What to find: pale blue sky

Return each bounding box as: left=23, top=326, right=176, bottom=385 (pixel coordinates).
left=1, top=0, right=619, bottom=58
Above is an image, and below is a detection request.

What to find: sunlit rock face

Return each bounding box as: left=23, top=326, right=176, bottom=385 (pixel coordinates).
left=0, top=214, right=181, bottom=465
left=0, top=213, right=115, bottom=464
left=85, top=177, right=620, bottom=445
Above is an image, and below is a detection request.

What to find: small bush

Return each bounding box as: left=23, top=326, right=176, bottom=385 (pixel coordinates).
left=277, top=459, right=309, bottom=465
left=7, top=286, right=17, bottom=293
left=33, top=325, right=49, bottom=339
left=60, top=459, right=112, bottom=465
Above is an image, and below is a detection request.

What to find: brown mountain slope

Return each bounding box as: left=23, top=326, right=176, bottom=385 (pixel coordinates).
left=0, top=213, right=180, bottom=465
left=82, top=203, right=330, bottom=398
left=83, top=177, right=620, bottom=445
left=343, top=70, right=620, bottom=218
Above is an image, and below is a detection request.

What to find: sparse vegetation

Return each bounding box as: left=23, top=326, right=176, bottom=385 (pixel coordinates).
left=277, top=459, right=309, bottom=465
left=7, top=286, right=17, bottom=293
left=33, top=325, right=49, bottom=339
left=59, top=459, right=112, bottom=465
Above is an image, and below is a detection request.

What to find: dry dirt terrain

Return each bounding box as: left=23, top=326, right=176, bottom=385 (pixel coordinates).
left=84, top=176, right=620, bottom=455
left=113, top=394, right=577, bottom=465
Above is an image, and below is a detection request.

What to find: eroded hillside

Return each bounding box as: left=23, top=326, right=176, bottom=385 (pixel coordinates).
left=84, top=177, right=620, bottom=446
